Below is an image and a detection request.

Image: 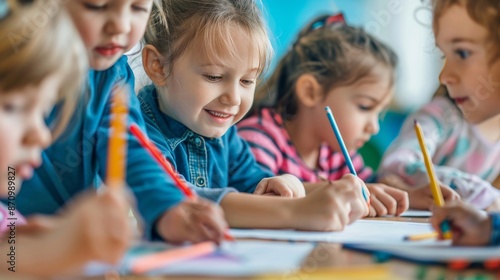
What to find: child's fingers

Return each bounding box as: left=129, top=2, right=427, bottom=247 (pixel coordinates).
left=17, top=215, right=56, bottom=235
left=253, top=180, right=268, bottom=195
left=368, top=196, right=388, bottom=217
left=440, top=185, right=460, bottom=201
left=381, top=187, right=409, bottom=215
left=372, top=187, right=398, bottom=215
left=191, top=200, right=227, bottom=239
left=333, top=205, right=350, bottom=230
left=270, top=184, right=294, bottom=198
left=409, top=190, right=434, bottom=210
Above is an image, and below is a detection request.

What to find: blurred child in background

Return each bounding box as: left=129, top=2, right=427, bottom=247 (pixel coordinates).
left=379, top=0, right=500, bottom=211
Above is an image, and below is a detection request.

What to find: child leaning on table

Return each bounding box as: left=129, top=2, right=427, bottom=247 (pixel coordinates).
left=379, top=0, right=500, bottom=211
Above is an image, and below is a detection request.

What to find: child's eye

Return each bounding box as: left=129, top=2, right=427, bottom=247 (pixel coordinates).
left=241, top=79, right=255, bottom=86
left=2, top=103, right=26, bottom=114
left=204, top=74, right=222, bottom=82
left=132, top=5, right=149, bottom=12
left=83, top=3, right=106, bottom=11
left=455, top=49, right=470, bottom=59
left=358, top=105, right=372, bottom=111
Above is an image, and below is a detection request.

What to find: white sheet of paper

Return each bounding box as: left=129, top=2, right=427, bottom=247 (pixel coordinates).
left=85, top=240, right=314, bottom=277
left=346, top=243, right=500, bottom=262
left=149, top=240, right=314, bottom=276
left=230, top=220, right=438, bottom=244
left=398, top=209, right=432, bottom=217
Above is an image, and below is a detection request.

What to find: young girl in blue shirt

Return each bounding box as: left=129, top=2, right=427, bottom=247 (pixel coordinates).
left=138, top=0, right=370, bottom=231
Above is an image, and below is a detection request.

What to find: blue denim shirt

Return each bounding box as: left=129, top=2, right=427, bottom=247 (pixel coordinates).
left=138, top=85, right=274, bottom=199
left=490, top=212, right=500, bottom=245
left=15, top=56, right=184, bottom=239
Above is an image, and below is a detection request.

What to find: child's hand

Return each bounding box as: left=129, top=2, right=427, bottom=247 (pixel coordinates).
left=254, top=174, right=306, bottom=198
left=60, top=188, right=134, bottom=264
left=7, top=188, right=134, bottom=276
left=379, top=174, right=460, bottom=210
left=408, top=184, right=460, bottom=210
left=16, top=215, right=55, bottom=235
left=431, top=201, right=491, bottom=246
left=156, top=198, right=228, bottom=245
left=292, top=174, right=368, bottom=231
left=365, top=183, right=409, bottom=217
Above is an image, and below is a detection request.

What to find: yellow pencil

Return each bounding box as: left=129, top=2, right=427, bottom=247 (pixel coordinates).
left=106, top=86, right=129, bottom=188
left=403, top=231, right=438, bottom=241
left=413, top=120, right=452, bottom=239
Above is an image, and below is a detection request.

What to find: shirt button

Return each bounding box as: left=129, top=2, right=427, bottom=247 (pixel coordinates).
left=195, top=137, right=202, bottom=146
left=196, top=176, right=205, bottom=187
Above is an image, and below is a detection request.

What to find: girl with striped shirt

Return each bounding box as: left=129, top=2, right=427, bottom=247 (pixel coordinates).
left=238, top=14, right=408, bottom=217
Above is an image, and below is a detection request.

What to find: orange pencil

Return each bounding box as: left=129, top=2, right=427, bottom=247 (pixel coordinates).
left=129, top=123, right=235, bottom=241
left=106, top=87, right=129, bottom=188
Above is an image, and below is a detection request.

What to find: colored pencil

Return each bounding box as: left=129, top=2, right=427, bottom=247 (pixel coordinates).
left=129, top=123, right=235, bottom=241
left=106, top=87, right=128, bottom=189
left=129, top=123, right=195, bottom=197
left=325, top=106, right=370, bottom=203
left=131, top=241, right=216, bottom=274
left=403, top=231, right=438, bottom=241
left=413, top=120, right=452, bottom=239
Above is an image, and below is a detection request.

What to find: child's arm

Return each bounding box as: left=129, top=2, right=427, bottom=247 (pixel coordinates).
left=431, top=201, right=499, bottom=246
left=220, top=174, right=368, bottom=231
left=1, top=188, right=132, bottom=277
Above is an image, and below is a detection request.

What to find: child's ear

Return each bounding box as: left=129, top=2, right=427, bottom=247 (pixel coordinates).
left=142, top=45, right=168, bottom=86
left=295, top=74, right=323, bottom=108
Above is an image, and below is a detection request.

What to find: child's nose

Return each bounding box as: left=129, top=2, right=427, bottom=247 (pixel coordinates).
left=219, top=84, right=242, bottom=106
left=439, top=59, right=458, bottom=86
left=105, top=13, right=131, bottom=35
left=366, top=116, right=380, bottom=135
left=25, top=119, right=51, bottom=150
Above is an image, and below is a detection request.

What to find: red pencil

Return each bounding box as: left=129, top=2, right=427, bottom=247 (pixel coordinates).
left=130, top=123, right=195, bottom=197
left=129, top=123, right=235, bottom=241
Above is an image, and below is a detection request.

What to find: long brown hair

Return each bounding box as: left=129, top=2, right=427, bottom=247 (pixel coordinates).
left=253, top=14, right=398, bottom=121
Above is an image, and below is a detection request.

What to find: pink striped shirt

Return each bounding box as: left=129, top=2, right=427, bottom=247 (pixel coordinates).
left=237, top=108, right=372, bottom=183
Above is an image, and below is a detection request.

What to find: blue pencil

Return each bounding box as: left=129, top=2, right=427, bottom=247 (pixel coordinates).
left=325, top=106, right=370, bottom=203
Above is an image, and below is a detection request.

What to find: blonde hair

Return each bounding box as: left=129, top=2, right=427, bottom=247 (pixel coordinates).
left=433, top=0, right=500, bottom=63
left=145, top=0, right=272, bottom=79
left=0, top=0, right=87, bottom=139
left=254, top=15, right=398, bottom=121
